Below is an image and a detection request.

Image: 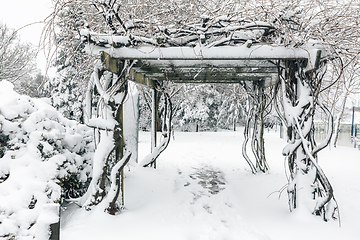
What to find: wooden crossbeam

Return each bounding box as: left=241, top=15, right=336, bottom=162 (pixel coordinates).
left=129, top=69, right=156, bottom=88
left=102, top=52, right=157, bottom=88
left=140, top=71, right=275, bottom=83
left=101, top=51, right=279, bottom=86
left=133, top=59, right=277, bottom=69
left=135, top=66, right=278, bottom=74
left=101, top=51, right=123, bottom=74
left=132, top=61, right=278, bottom=84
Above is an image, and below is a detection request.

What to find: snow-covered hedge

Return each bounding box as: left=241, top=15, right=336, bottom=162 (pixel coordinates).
left=0, top=81, right=93, bottom=239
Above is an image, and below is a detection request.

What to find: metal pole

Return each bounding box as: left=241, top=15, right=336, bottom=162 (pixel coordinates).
left=151, top=88, right=157, bottom=168
left=351, top=106, right=355, bottom=137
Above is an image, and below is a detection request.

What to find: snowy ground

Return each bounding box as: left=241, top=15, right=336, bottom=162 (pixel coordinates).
left=60, top=128, right=360, bottom=240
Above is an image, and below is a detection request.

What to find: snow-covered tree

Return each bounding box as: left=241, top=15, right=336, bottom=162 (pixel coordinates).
left=140, top=83, right=247, bottom=133
left=44, top=2, right=95, bottom=122
left=216, top=84, right=247, bottom=131
left=46, top=68, right=86, bottom=121
left=174, top=84, right=221, bottom=132
left=0, top=22, right=50, bottom=99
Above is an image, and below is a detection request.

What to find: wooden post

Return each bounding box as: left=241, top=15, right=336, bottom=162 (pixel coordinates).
left=49, top=204, right=60, bottom=240
left=151, top=88, right=157, bottom=168
left=115, top=81, right=127, bottom=208
left=258, top=80, right=267, bottom=171
left=123, top=81, right=140, bottom=163
left=50, top=222, right=60, bottom=240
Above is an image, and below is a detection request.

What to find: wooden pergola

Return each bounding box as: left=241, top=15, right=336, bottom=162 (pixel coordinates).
left=47, top=15, right=340, bottom=240
left=93, top=40, right=321, bottom=167
left=51, top=19, right=336, bottom=240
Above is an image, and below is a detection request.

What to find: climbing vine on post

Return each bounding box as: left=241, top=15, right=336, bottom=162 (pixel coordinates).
left=141, top=82, right=173, bottom=168
left=241, top=80, right=271, bottom=174
left=275, top=59, right=338, bottom=221
left=77, top=57, right=134, bottom=214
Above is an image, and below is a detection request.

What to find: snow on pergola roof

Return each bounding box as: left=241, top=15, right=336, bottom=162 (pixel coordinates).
left=81, top=17, right=323, bottom=86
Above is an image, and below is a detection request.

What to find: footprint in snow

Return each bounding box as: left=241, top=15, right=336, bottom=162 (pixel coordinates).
left=189, top=166, right=226, bottom=195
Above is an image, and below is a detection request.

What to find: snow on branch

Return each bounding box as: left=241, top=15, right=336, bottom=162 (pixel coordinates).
left=80, top=16, right=324, bottom=66
left=80, top=18, right=275, bottom=48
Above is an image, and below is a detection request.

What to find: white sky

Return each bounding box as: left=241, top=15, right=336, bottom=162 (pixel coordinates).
left=0, top=0, right=55, bottom=75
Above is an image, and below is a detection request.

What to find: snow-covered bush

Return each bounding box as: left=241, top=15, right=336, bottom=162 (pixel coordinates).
left=0, top=81, right=93, bottom=239
left=45, top=68, right=86, bottom=122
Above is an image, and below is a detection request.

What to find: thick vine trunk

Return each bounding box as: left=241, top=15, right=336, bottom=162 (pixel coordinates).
left=241, top=81, right=269, bottom=174
left=242, top=108, right=257, bottom=174
left=141, top=91, right=172, bottom=167
left=106, top=153, right=132, bottom=214
left=279, top=60, right=338, bottom=221
left=251, top=81, right=269, bottom=173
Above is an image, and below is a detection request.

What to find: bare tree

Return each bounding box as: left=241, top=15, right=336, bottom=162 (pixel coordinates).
left=0, top=23, right=36, bottom=83
left=320, top=59, right=360, bottom=147
left=15, top=71, right=50, bottom=98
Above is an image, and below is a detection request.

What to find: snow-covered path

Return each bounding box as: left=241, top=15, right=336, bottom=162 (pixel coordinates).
left=61, top=130, right=360, bottom=240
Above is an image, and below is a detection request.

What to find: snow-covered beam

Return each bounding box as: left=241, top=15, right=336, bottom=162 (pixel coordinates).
left=89, top=44, right=313, bottom=61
